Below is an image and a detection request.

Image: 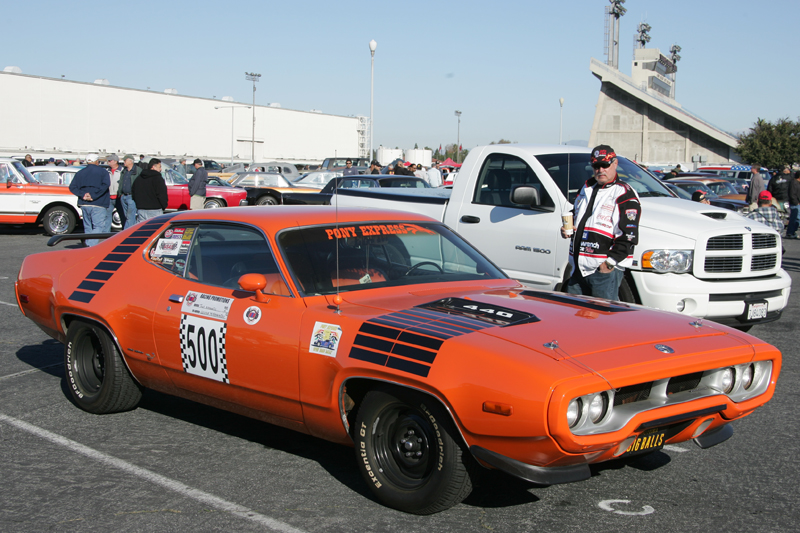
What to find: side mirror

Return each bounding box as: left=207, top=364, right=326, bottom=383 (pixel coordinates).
left=511, top=185, right=540, bottom=206
left=237, top=273, right=269, bottom=302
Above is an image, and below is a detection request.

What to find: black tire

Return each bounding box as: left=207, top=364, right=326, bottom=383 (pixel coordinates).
left=204, top=198, right=224, bottom=209
left=42, top=206, right=76, bottom=235
left=256, top=195, right=279, bottom=206
left=64, top=319, right=142, bottom=414
left=617, top=275, right=637, bottom=303
left=354, top=388, right=474, bottom=514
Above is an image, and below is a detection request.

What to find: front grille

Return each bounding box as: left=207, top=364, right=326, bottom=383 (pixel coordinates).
left=752, top=254, right=777, bottom=271
left=705, top=257, right=742, bottom=272
left=666, top=372, right=703, bottom=395
left=614, top=382, right=652, bottom=406
left=752, top=234, right=777, bottom=249
left=707, top=234, right=743, bottom=250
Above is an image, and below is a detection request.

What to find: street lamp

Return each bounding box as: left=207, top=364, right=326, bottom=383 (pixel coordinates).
left=215, top=105, right=251, bottom=166
left=454, top=110, right=462, bottom=163
left=559, top=98, right=564, bottom=145
left=245, top=72, right=261, bottom=163
left=369, top=39, right=377, bottom=162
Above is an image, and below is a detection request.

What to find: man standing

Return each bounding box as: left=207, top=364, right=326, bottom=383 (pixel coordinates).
left=767, top=165, right=791, bottom=210
left=132, top=158, right=168, bottom=222
left=560, top=145, right=641, bottom=301
left=105, top=154, right=123, bottom=232
left=21, top=154, right=34, bottom=167
left=785, top=171, right=800, bottom=239
left=746, top=191, right=783, bottom=232
left=118, top=155, right=141, bottom=229
left=68, top=153, right=110, bottom=246
left=175, top=157, right=188, bottom=178
left=137, top=155, right=148, bottom=171
left=342, top=159, right=358, bottom=176
left=369, top=160, right=381, bottom=175
left=188, top=158, right=208, bottom=210
left=745, top=164, right=766, bottom=209
left=427, top=161, right=443, bottom=187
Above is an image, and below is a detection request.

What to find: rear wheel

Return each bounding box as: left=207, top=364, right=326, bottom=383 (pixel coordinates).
left=42, top=206, right=76, bottom=235
left=204, top=198, right=224, bottom=209
left=256, top=195, right=279, bottom=206
left=111, top=209, right=122, bottom=231
left=65, top=319, right=142, bottom=414
left=354, top=387, right=475, bottom=514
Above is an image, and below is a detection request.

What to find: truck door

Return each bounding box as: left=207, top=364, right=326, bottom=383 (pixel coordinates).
left=452, top=152, right=565, bottom=289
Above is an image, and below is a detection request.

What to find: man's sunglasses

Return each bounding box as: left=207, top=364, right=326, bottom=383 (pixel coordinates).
left=592, top=159, right=615, bottom=170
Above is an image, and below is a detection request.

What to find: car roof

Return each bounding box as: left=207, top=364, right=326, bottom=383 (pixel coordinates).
left=27, top=165, right=79, bottom=172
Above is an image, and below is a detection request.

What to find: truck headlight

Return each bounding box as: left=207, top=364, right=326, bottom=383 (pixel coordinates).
left=642, top=250, right=693, bottom=273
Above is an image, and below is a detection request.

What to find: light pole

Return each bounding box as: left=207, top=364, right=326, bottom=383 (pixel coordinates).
left=215, top=105, right=251, bottom=166
left=369, top=40, right=377, bottom=162
left=559, top=98, right=564, bottom=145
left=454, top=110, right=462, bottom=163
left=245, top=72, right=261, bottom=163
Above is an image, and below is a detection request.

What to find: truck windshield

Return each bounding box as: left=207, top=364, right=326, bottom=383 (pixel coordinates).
left=536, top=153, right=675, bottom=203
left=278, top=222, right=505, bottom=296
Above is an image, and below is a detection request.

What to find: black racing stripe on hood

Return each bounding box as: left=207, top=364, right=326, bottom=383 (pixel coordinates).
left=68, top=213, right=178, bottom=303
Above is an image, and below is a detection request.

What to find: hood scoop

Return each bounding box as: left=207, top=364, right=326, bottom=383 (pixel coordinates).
left=417, top=297, right=540, bottom=327
left=702, top=212, right=727, bottom=219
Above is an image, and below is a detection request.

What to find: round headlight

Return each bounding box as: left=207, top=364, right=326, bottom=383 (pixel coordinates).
left=567, top=398, right=582, bottom=428
left=721, top=367, right=735, bottom=393
left=588, top=393, right=609, bottom=423
left=742, top=364, right=755, bottom=390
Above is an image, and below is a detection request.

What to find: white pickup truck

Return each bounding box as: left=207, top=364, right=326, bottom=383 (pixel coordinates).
left=331, top=144, right=792, bottom=330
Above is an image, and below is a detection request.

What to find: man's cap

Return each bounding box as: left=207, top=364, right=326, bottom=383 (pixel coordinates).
left=123, top=154, right=135, bottom=162
left=590, top=145, right=616, bottom=163
left=107, top=154, right=119, bottom=162
left=371, top=159, right=379, bottom=166
left=180, top=158, right=187, bottom=163
left=48, top=157, right=55, bottom=162
left=759, top=190, right=773, bottom=201
left=86, top=153, right=99, bottom=163
left=193, top=158, right=203, bottom=166
left=784, top=164, right=791, bottom=170
left=692, top=190, right=706, bottom=202
left=676, top=164, right=682, bottom=168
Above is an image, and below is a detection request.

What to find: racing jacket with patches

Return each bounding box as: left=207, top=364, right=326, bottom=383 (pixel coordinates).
left=569, top=175, right=641, bottom=277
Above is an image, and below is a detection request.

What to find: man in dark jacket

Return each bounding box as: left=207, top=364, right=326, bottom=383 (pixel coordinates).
left=785, top=172, right=800, bottom=239
left=188, top=158, right=208, bottom=210
left=118, top=155, right=142, bottom=229
left=767, top=165, right=792, bottom=208
left=132, top=158, right=168, bottom=222
left=69, top=153, right=110, bottom=246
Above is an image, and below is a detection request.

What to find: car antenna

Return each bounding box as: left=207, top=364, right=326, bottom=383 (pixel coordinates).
left=333, top=176, right=342, bottom=314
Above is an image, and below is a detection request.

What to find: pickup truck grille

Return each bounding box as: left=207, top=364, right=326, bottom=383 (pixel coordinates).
left=695, top=232, right=780, bottom=278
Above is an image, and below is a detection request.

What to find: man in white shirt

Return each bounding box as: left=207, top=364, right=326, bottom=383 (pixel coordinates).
left=426, top=161, right=443, bottom=187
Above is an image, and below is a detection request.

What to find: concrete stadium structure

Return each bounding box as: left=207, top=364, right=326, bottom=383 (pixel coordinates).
left=588, top=53, right=740, bottom=169
left=0, top=71, right=366, bottom=164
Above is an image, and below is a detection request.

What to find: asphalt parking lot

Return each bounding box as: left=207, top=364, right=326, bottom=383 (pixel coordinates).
left=1, top=225, right=799, bottom=532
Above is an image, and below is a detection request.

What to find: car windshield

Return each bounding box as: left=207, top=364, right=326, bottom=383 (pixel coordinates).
left=231, top=173, right=293, bottom=188
left=296, top=171, right=340, bottom=186
left=12, top=161, right=36, bottom=183
left=278, top=222, right=505, bottom=296
left=164, top=167, right=188, bottom=185
left=379, top=178, right=430, bottom=188
left=535, top=153, right=675, bottom=202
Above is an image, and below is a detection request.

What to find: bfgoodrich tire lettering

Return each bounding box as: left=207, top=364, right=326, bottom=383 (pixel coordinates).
left=65, top=319, right=142, bottom=414
left=354, top=387, right=475, bottom=514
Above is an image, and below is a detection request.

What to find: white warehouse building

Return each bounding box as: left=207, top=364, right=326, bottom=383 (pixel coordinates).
left=0, top=70, right=367, bottom=164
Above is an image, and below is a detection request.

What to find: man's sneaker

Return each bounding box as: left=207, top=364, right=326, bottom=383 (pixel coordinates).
left=786, top=234, right=798, bottom=239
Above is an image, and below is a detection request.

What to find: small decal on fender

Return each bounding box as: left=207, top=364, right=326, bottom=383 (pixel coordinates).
left=310, top=322, right=342, bottom=357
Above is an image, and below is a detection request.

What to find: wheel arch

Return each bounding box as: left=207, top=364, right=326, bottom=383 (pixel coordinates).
left=36, top=201, right=81, bottom=224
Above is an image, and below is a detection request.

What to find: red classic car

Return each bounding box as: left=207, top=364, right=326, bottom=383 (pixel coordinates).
left=163, top=168, right=247, bottom=209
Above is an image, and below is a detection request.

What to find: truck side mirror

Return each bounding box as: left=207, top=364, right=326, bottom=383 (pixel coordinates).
left=511, top=185, right=540, bottom=206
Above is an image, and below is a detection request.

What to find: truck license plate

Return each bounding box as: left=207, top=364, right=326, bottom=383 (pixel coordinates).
left=746, top=301, right=768, bottom=320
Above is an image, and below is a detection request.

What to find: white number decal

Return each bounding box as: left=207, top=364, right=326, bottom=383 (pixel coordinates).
left=180, top=314, right=228, bottom=383
left=462, top=305, right=514, bottom=318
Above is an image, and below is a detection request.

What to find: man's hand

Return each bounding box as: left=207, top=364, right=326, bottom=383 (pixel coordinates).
left=83, top=193, right=93, bottom=201
left=598, top=261, right=614, bottom=274
left=560, top=227, right=573, bottom=239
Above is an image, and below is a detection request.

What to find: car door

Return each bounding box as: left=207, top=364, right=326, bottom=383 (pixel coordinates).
left=150, top=222, right=306, bottom=422
left=453, top=152, right=565, bottom=288
left=0, top=162, right=28, bottom=220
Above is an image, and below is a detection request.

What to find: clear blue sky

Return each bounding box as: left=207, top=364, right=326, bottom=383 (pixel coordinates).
left=5, top=0, right=798, bottom=153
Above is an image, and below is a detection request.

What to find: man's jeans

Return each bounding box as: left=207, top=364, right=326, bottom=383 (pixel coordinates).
left=787, top=205, right=799, bottom=237
left=566, top=266, right=624, bottom=301
left=136, top=209, right=163, bottom=223
left=119, top=194, right=138, bottom=229
left=81, top=205, right=108, bottom=247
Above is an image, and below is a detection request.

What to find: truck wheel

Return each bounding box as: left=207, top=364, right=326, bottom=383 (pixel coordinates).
left=204, top=198, right=224, bottom=209
left=617, top=276, right=637, bottom=303
left=256, top=195, right=279, bottom=206
left=42, top=206, right=76, bottom=235
left=354, top=388, right=474, bottom=514
left=65, top=319, right=142, bottom=414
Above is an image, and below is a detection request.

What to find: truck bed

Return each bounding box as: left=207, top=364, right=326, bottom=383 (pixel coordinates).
left=331, top=187, right=451, bottom=221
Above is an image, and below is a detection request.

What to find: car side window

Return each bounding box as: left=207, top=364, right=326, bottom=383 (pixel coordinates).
left=472, top=153, right=554, bottom=208
left=0, top=164, right=11, bottom=184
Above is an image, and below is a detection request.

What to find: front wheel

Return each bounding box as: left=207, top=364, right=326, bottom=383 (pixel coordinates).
left=354, top=388, right=474, bottom=514
left=256, top=195, right=279, bottom=206
left=42, top=206, right=76, bottom=235
left=65, top=319, right=142, bottom=414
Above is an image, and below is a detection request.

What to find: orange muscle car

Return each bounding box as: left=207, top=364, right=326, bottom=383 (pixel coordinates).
left=15, top=206, right=781, bottom=514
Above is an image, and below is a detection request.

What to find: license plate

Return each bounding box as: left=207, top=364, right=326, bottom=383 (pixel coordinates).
left=746, top=301, right=768, bottom=320
left=622, top=429, right=666, bottom=456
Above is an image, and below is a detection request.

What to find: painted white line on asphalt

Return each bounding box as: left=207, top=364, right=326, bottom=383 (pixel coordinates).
left=0, top=413, right=307, bottom=533
left=0, top=363, right=61, bottom=381
left=663, top=444, right=689, bottom=453
left=0, top=300, right=18, bottom=307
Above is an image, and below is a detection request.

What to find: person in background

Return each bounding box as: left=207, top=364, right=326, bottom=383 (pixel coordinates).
left=785, top=171, right=800, bottom=239
left=132, top=158, right=168, bottom=222
left=342, top=159, right=358, bottom=176
left=560, top=145, right=641, bottom=301
left=413, top=164, right=427, bottom=181
left=427, top=161, right=443, bottom=187
left=387, top=164, right=395, bottom=175
left=175, top=157, right=188, bottom=178
left=746, top=163, right=766, bottom=209
left=692, top=190, right=711, bottom=204
left=68, top=153, right=110, bottom=246
left=104, top=154, right=122, bottom=232
left=767, top=165, right=791, bottom=213
left=369, top=160, right=381, bottom=175
left=137, top=154, right=148, bottom=171
left=746, top=191, right=783, bottom=232
left=188, top=158, right=208, bottom=210
left=118, top=155, right=141, bottom=229
left=21, top=154, right=34, bottom=167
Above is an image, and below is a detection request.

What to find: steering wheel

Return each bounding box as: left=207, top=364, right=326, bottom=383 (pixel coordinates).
left=404, top=261, right=444, bottom=276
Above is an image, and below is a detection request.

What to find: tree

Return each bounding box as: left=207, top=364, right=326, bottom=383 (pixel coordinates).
left=736, top=117, right=800, bottom=168
left=489, top=139, right=514, bottom=145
